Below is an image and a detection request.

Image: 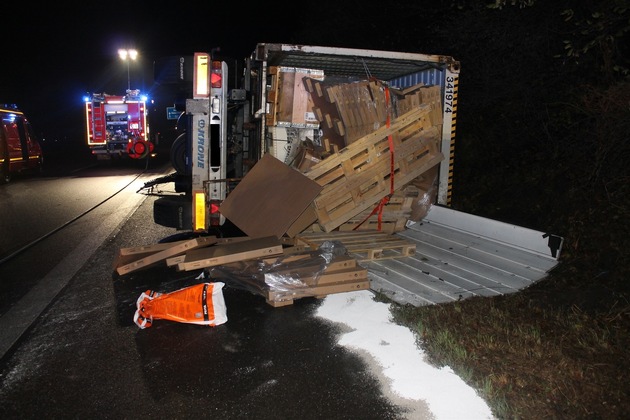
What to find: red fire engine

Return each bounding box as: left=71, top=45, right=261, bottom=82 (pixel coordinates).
left=84, top=90, right=153, bottom=159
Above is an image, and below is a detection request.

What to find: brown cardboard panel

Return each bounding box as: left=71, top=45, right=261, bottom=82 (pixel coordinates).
left=219, top=154, right=322, bottom=238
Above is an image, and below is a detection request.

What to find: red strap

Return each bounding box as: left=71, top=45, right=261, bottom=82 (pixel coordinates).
left=354, top=84, right=395, bottom=231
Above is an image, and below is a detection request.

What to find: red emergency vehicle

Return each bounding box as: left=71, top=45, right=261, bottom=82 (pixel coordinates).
left=84, top=90, right=153, bottom=159
left=0, top=104, right=44, bottom=183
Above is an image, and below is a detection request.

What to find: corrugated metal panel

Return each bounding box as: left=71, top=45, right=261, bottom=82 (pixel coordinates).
left=363, top=206, right=563, bottom=307
left=261, top=43, right=453, bottom=83
left=388, top=69, right=446, bottom=90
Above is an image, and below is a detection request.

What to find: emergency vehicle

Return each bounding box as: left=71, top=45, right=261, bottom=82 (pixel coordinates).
left=84, top=90, right=153, bottom=160
left=0, top=104, right=44, bottom=183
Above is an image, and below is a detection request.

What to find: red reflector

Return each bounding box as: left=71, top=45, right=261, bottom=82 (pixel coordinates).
left=211, top=60, right=222, bottom=88
left=133, top=142, right=146, bottom=154
left=211, top=72, right=222, bottom=88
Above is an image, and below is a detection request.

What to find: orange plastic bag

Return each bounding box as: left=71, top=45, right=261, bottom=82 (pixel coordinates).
left=134, top=282, right=227, bottom=329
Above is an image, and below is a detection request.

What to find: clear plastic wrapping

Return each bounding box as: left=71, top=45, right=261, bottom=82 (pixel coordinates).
left=206, top=241, right=348, bottom=297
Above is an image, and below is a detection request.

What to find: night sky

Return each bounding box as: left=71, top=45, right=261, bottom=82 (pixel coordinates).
left=2, top=2, right=302, bottom=144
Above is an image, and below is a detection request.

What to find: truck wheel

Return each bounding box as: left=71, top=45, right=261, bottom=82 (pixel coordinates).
left=153, top=195, right=192, bottom=230
left=170, top=133, right=187, bottom=175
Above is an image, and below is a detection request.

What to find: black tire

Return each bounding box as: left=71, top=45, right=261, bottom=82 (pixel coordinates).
left=153, top=195, right=192, bottom=230
left=170, top=133, right=188, bottom=175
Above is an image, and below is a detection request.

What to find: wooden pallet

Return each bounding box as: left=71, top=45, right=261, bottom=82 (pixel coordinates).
left=304, top=105, right=443, bottom=232
left=294, top=230, right=416, bottom=262
left=212, top=250, right=370, bottom=307
left=323, top=79, right=388, bottom=145
left=339, top=183, right=422, bottom=233
left=304, top=76, right=347, bottom=152
left=266, top=66, right=324, bottom=127
left=262, top=252, right=369, bottom=307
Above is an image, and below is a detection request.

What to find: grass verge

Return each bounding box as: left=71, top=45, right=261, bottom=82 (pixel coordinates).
left=388, top=267, right=630, bottom=418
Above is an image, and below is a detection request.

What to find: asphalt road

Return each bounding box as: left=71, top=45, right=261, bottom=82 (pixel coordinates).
left=0, top=163, right=429, bottom=418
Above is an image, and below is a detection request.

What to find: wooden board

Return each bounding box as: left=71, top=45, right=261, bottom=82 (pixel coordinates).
left=265, top=279, right=370, bottom=307
left=176, top=236, right=284, bottom=271
left=164, top=236, right=252, bottom=267
left=113, top=236, right=218, bottom=269
left=265, top=259, right=364, bottom=287
left=115, top=236, right=219, bottom=275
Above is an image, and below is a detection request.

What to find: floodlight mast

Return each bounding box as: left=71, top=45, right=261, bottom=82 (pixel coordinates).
left=118, top=49, right=138, bottom=92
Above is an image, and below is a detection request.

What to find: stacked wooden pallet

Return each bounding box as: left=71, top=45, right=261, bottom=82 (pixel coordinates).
left=259, top=252, right=369, bottom=307
left=266, top=66, right=324, bottom=128
left=305, top=78, right=389, bottom=148
left=338, top=183, right=424, bottom=233
left=303, top=105, right=443, bottom=232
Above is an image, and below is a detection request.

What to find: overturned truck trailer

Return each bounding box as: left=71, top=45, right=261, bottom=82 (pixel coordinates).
left=141, top=43, right=563, bottom=306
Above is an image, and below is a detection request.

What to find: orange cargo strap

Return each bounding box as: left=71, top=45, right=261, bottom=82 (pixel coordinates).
left=354, top=84, right=395, bottom=231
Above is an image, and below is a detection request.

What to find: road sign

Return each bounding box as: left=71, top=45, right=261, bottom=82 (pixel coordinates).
left=166, top=107, right=180, bottom=120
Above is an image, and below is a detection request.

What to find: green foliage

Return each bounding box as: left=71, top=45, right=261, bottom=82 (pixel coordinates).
left=560, top=1, right=630, bottom=80
left=486, top=0, right=535, bottom=9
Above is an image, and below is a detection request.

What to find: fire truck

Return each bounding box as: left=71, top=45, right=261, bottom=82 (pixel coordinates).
left=84, top=90, right=154, bottom=160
